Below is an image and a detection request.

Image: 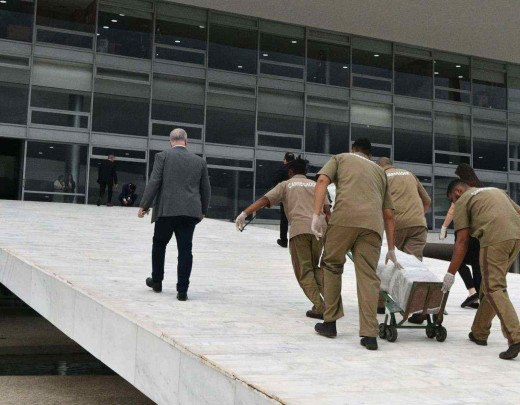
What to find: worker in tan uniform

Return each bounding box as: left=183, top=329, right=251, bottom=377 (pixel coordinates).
left=235, top=157, right=331, bottom=319
left=378, top=157, right=431, bottom=260
left=311, top=138, right=401, bottom=351
left=442, top=180, right=520, bottom=360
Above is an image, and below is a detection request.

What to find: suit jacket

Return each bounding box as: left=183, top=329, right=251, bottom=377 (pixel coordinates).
left=97, top=160, right=118, bottom=185
left=140, top=147, right=211, bottom=223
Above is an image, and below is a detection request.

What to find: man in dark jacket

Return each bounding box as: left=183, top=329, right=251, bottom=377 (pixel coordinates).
left=119, top=183, right=137, bottom=206
left=273, top=152, right=295, bottom=247
left=138, top=128, right=211, bottom=301
left=96, top=154, right=118, bottom=207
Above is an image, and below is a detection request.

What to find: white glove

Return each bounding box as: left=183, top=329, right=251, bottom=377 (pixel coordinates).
left=235, top=211, right=247, bottom=231
left=311, top=213, right=324, bottom=239
left=385, top=250, right=403, bottom=269
left=439, top=226, right=448, bottom=240
left=441, top=272, right=455, bottom=293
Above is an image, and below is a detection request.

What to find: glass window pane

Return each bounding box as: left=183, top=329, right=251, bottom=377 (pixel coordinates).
left=255, top=159, right=284, bottom=220
left=352, top=48, right=392, bottom=91
left=208, top=24, right=257, bottom=74
left=351, top=102, right=392, bottom=146
left=434, top=112, right=471, bottom=153
left=36, top=0, right=95, bottom=49
left=434, top=59, right=470, bottom=101
left=0, top=0, right=34, bottom=42
left=92, top=147, right=145, bottom=160
left=394, top=108, right=432, bottom=164
left=434, top=176, right=454, bottom=219
left=435, top=89, right=470, bottom=103
left=259, top=33, right=304, bottom=79
left=352, top=75, right=391, bottom=92
left=435, top=153, right=470, bottom=166
left=511, top=182, right=520, bottom=205
left=307, top=41, right=349, bottom=87
left=473, top=120, right=507, bottom=171
left=0, top=65, right=29, bottom=125
left=207, top=167, right=253, bottom=220
left=472, top=69, right=507, bottom=110
left=88, top=158, right=147, bottom=205
left=305, top=121, right=349, bottom=155
left=508, top=123, right=520, bottom=171
left=31, top=87, right=91, bottom=112
left=509, top=77, right=520, bottom=113
left=394, top=55, right=432, bottom=99
left=97, top=7, right=152, bottom=59
left=155, top=18, right=206, bottom=65
left=25, top=141, right=88, bottom=203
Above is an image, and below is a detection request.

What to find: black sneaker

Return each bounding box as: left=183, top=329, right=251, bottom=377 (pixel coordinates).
left=96, top=200, right=101, bottom=206
left=461, top=293, right=479, bottom=308
left=408, top=313, right=426, bottom=324
left=315, top=321, right=337, bottom=338
left=106, top=202, right=113, bottom=207
left=177, top=292, right=188, bottom=301
left=306, top=310, right=324, bottom=320
left=377, top=307, right=386, bottom=315
left=468, top=301, right=480, bottom=309
left=277, top=239, right=288, bottom=248
left=146, top=277, right=162, bottom=293
left=360, top=336, right=378, bottom=351
left=468, top=332, right=487, bottom=346
left=499, top=342, right=520, bottom=360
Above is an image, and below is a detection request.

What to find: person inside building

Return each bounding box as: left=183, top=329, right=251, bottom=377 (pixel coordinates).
left=310, top=138, right=401, bottom=351
left=53, top=175, right=65, bottom=203
left=439, top=163, right=483, bottom=309
left=119, top=183, right=138, bottom=207
left=64, top=174, right=76, bottom=203
left=441, top=180, right=520, bottom=360
left=236, top=156, right=331, bottom=319
left=97, top=154, right=118, bottom=207
left=273, top=152, right=295, bottom=248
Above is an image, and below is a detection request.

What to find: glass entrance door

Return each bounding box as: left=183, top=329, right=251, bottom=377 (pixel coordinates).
left=0, top=138, right=23, bottom=200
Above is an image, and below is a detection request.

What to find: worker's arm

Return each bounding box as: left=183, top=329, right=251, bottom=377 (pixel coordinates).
left=447, top=228, right=470, bottom=275
left=243, top=196, right=270, bottom=216
left=383, top=208, right=396, bottom=251
left=442, top=203, right=455, bottom=228
left=313, top=175, right=331, bottom=215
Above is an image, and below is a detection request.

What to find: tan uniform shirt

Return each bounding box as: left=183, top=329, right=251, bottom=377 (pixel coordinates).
left=264, top=175, right=329, bottom=240
left=453, top=187, right=520, bottom=248
left=384, top=166, right=431, bottom=230
left=318, top=152, right=393, bottom=238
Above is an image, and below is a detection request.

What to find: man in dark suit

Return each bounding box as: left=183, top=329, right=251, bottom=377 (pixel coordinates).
left=273, top=152, right=295, bottom=247
left=96, top=154, right=118, bottom=207
left=138, top=128, right=211, bottom=301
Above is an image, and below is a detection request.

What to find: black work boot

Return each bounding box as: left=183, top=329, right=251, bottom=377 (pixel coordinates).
left=306, top=310, right=324, bottom=320
left=146, top=277, right=162, bottom=293
left=360, top=336, right=378, bottom=351
left=499, top=342, right=520, bottom=360
left=408, top=313, right=426, bottom=324
left=315, top=321, right=337, bottom=338
left=177, top=292, right=188, bottom=301
left=468, top=332, right=487, bottom=346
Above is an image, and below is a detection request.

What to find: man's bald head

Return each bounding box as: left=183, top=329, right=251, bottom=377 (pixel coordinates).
left=378, top=157, right=392, bottom=169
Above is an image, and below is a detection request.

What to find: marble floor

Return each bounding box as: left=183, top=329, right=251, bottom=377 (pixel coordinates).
left=0, top=201, right=519, bottom=404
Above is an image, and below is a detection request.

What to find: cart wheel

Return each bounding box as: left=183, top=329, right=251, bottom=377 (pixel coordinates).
left=386, top=325, right=398, bottom=342
left=426, top=325, right=436, bottom=339
left=435, top=326, right=447, bottom=342
left=378, top=323, right=387, bottom=339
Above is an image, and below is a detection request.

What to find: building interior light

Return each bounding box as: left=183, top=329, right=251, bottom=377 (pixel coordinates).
left=291, top=40, right=297, bottom=44
left=175, top=40, right=181, bottom=43
left=342, top=66, right=348, bottom=69
left=458, top=75, right=464, bottom=79
left=199, top=25, right=205, bottom=29
left=0, top=1, right=7, bottom=4
left=237, top=65, right=243, bottom=69
left=49, top=146, right=54, bottom=149
left=373, top=54, right=380, bottom=57
left=111, top=19, right=118, bottom=23
left=125, top=152, right=130, bottom=156
left=119, top=13, right=125, bottom=17
left=38, top=152, right=43, bottom=155
left=262, top=53, right=268, bottom=57
left=456, top=64, right=461, bottom=68
left=103, top=26, right=109, bottom=29
left=478, top=156, right=484, bottom=159
left=434, top=71, right=439, bottom=75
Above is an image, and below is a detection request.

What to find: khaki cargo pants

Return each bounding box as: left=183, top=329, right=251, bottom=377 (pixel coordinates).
left=395, top=226, right=427, bottom=261
left=321, top=225, right=382, bottom=337
left=289, top=233, right=325, bottom=314
left=471, top=239, right=520, bottom=345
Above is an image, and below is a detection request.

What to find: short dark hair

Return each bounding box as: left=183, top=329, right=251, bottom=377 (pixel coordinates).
left=446, top=179, right=468, bottom=197
left=287, top=156, right=307, bottom=175
left=284, top=152, right=295, bottom=162
left=129, top=183, right=136, bottom=192
left=352, top=138, right=371, bottom=154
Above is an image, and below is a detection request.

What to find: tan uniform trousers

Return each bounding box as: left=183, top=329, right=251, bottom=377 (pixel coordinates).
left=471, top=239, right=520, bottom=345
left=289, top=234, right=325, bottom=314
left=395, top=226, right=427, bottom=261
left=321, top=225, right=382, bottom=337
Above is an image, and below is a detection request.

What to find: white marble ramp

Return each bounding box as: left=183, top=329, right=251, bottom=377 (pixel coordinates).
left=0, top=201, right=519, bottom=405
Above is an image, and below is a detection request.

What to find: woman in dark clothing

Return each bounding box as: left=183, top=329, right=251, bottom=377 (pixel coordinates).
left=439, top=163, right=482, bottom=308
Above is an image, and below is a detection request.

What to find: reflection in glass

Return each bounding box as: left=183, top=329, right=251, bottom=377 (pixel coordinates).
left=36, top=0, right=95, bottom=49
left=435, top=153, right=470, bottom=166
left=508, top=123, right=520, bottom=171
left=31, top=87, right=90, bottom=129
left=434, top=112, right=471, bottom=154
left=259, top=33, right=304, bottom=79
left=0, top=0, right=34, bottom=42
left=24, top=141, right=88, bottom=203
left=352, top=49, right=392, bottom=91
left=255, top=159, right=284, bottom=220
left=307, top=41, right=349, bottom=87
left=434, top=176, right=454, bottom=219
left=434, top=60, right=470, bottom=103
left=0, top=65, right=29, bottom=125
left=394, top=109, right=432, bottom=164
left=508, top=77, right=520, bottom=112
left=88, top=158, right=146, bottom=205
left=155, top=19, right=206, bottom=65
left=207, top=167, right=253, bottom=220
left=306, top=121, right=349, bottom=155
left=97, top=8, right=152, bottom=59
left=472, top=69, right=507, bottom=110
left=473, top=120, right=507, bottom=171
left=351, top=102, right=392, bottom=149
left=208, top=25, right=257, bottom=74
left=394, top=55, right=432, bottom=99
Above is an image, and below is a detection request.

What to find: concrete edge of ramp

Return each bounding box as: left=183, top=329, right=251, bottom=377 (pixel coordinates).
left=0, top=248, right=282, bottom=405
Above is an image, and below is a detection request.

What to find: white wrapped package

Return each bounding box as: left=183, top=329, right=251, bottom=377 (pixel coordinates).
left=377, top=248, right=440, bottom=311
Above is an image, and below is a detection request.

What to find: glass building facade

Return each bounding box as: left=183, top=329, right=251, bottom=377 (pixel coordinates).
left=1, top=1, right=520, bottom=238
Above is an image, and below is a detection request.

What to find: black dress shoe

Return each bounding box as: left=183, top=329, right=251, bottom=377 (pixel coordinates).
left=277, top=239, right=288, bottom=248
left=146, top=277, right=162, bottom=293
left=177, top=292, right=188, bottom=301
left=96, top=200, right=101, bottom=206
left=468, top=301, right=480, bottom=309
left=314, top=321, right=337, bottom=338
left=306, top=310, right=324, bottom=320
left=499, top=342, right=520, bottom=360
left=377, top=307, right=386, bottom=315
left=408, top=313, right=426, bottom=324
left=469, top=332, right=487, bottom=346
left=461, top=293, right=479, bottom=308
left=360, top=336, right=378, bottom=350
